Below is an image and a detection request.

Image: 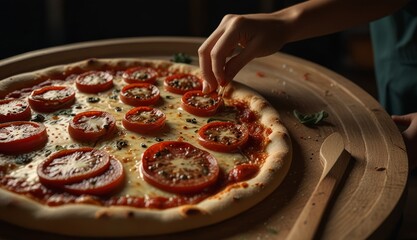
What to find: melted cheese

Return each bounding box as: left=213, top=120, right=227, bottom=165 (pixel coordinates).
left=127, top=87, right=151, bottom=97
left=130, top=110, right=154, bottom=123
left=78, top=115, right=109, bottom=132
left=218, top=128, right=238, bottom=141
left=0, top=100, right=26, bottom=116
left=79, top=72, right=111, bottom=85
left=190, top=96, right=213, bottom=108
left=0, top=124, right=38, bottom=142
left=35, top=89, right=71, bottom=101
left=0, top=71, right=252, bottom=199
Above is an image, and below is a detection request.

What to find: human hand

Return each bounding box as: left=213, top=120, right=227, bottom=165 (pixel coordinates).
left=392, top=113, right=417, bottom=171
left=198, top=13, right=290, bottom=93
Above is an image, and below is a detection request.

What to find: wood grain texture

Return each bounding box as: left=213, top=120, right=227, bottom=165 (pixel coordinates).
left=0, top=37, right=408, bottom=240
left=287, top=132, right=351, bottom=240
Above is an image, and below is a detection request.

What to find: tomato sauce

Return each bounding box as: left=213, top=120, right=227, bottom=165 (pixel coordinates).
left=0, top=65, right=270, bottom=210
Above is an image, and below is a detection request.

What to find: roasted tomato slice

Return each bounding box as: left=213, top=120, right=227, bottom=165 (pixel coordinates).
left=75, top=70, right=114, bottom=93
left=63, top=157, right=124, bottom=195
left=122, top=106, right=166, bottom=134
left=227, top=164, right=259, bottom=183
left=119, top=83, right=160, bottom=106
left=28, top=85, right=75, bottom=113
left=68, top=111, right=117, bottom=142
left=0, top=99, right=32, bottom=123
left=122, top=66, right=159, bottom=84
left=181, top=90, right=223, bottom=117
left=37, top=147, right=111, bottom=187
left=0, top=121, right=48, bottom=155
left=141, top=141, right=219, bottom=194
left=164, top=73, right=203, bottom=95
left=197, top=121, right=249, bottom=152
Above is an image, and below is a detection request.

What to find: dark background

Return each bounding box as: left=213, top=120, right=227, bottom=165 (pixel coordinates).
left=0, top=0, right=376, bottom=96
left=3, top=1, right=417, bottom=239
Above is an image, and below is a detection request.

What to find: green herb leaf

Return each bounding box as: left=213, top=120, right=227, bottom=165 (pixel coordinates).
left=293, top=109, right=329, bottom=126
left=31, top=114, right=45, bottom=123
left=116, top=139, right=128, bottom=150
left=207, top=118, right=233, bottom=123
left=171, top=53, right=192, bottom=64
left=14, top=154, right=32, bottom=165
left=54, top=109, right=73, bottom=116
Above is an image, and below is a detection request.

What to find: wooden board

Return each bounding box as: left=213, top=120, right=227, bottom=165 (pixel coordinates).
left=0, top=37, right=408, bottom=240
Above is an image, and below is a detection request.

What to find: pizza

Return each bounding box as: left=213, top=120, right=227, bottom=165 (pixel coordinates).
left=0, top=58, right=291, bottom=237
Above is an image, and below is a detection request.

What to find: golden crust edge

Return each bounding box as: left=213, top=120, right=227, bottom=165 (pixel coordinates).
left=0, top=58, right=292, bottom=237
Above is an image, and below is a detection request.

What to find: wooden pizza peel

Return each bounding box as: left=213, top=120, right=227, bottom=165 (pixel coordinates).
left=0, top=37, right=408, bottom=240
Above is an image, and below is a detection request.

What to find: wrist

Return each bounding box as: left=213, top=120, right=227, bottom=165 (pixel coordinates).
left=270, top=7, right=302, bottom=44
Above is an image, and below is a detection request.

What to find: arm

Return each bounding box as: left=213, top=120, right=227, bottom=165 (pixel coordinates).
left=198, top=0, right=409, bottom=93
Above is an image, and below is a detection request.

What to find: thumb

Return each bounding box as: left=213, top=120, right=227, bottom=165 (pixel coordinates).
left=224, top=46, right=256, bottom=83
left=392, top=114, right=413, bottom=126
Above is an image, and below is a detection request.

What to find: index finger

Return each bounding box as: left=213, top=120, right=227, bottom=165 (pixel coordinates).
left=198, top=30, right=224, bottom=93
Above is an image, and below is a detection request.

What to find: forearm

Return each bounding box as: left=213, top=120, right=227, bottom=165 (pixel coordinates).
left=275, top=0, right=409, bottom=43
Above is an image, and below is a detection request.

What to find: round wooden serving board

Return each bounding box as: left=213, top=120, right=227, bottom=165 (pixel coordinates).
left=0, top=37, right=408, bottom=240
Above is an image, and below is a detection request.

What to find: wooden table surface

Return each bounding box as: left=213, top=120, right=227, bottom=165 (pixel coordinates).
left=0, top=37, right=408, bottom=240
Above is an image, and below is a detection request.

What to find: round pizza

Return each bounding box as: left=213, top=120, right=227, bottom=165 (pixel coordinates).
left=0, top=58, right=291, bottom=237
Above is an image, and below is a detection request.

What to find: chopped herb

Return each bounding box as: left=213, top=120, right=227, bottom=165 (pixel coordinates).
left=116, top=139, right=128, bottom=150
left=115, top=106, right=122, bottom=112
left=155, top=137, right=164, bottom=142
left=55, top=145, right=66, bottom=151
left=186, top=118, right=197, bottom=124
left=266, top=227, right=279, bottom=235
left=87, top=97, right=100, bottom=103
left=54, top=109, right=73, bottom=116
left=44, top=149, right=52, bottom=157
left=171, top=53, right=192, bottom=64
left=109, top=95, right=118, bottom=100
left=141, top=143, right=147, bottom=148
left=165, top=95, right=174, bottom=99
left=293, top=110, right=329, bottom=126
left=14, top=154, right=32, bottom=165
left=207, top=118, right=232, bottom=123
left=32, top=114, right=45, bottom=123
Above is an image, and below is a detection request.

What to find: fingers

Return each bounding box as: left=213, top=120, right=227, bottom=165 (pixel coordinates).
left=199, top=14, right=248, bottom=93
left=392, top=113, right=417, bottom=171
left=224, top=43, right=256, bottom=83
left=198, top=32, right=222, bottom=94
left=392, top=114, right=413, bottom=126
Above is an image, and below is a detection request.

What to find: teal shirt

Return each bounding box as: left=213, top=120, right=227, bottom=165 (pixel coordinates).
left=370, top=1, right=417, bottom=115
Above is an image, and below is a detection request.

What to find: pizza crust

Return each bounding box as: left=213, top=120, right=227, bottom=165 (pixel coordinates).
left=0, top=58, right=291, bottom=237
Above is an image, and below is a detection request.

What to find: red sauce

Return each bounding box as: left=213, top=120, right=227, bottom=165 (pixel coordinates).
left=0, top=67, right=270, bottom=210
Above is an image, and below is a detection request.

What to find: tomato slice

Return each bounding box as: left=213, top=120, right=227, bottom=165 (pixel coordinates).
left=141, top=141, right=219, bottom=194
left=75, top=70, right=114, bottom=93
left=122, top=106, right=166, bottom=134
left=119, top=83, right=160, bottom=106
left=0, top=99, right=32, bottom=123
left=68, top=111, right=117, bottom=143
left=63, top=157, right=125, bottom=195
left=37, top=147, right=111, bottom=187
left=122, top=66, right=159, bottom=84
left=197, top=121, right=249, bottom=152
left=181, top=90, right=223, bottom=117
left=28, top=85, right=75, bottom=113
left=164, top=73, right=202, bottom=95
left=227, top=164, right=259, bottom=183
left=0, top=121, right=48, bottom=155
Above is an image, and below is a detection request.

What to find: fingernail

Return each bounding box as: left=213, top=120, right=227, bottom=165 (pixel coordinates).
left=202, top=81, right=210, bottom=93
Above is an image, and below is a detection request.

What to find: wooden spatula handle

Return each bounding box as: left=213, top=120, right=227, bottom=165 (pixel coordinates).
left=286, top=174, right=339, bottom=239
left=287, top=146, right=350, bottom=240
